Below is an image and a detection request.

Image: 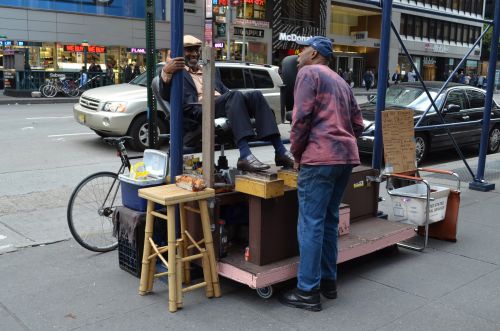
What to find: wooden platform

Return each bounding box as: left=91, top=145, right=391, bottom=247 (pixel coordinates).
left=217, top=217, right=416, bottom=289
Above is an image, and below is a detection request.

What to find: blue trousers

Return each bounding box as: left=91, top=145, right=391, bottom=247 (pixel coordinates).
left=297, top=164, right=354, bottom=292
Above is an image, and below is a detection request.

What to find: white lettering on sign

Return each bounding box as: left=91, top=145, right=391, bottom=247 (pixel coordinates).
left=278, top=33, right=313, bottom=42
left=424, top=43, right=449, bottom=53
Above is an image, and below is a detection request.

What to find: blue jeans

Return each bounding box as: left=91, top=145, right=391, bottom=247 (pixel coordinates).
left=297, top=164, right=354, bottom=292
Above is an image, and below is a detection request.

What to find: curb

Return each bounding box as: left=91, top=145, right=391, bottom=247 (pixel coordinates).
left=0, top=97, right=79, bottom=105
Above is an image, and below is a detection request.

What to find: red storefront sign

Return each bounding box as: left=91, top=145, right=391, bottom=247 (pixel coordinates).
left=64, top=45, right=107, bottom=53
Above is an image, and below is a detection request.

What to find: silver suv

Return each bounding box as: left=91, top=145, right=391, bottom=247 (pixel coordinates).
left=73, top=62, right=283, bottom=150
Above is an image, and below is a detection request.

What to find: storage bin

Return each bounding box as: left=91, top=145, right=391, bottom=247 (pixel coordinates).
left=114, top=206, right=167, bottom=278
left=388, top=183, right=450, bottom=226
left=119, top=149, right=168, bottom=212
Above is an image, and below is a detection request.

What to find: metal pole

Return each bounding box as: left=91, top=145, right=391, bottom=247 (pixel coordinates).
left=372, top=0, right=392, bottom=171
left=226, top=5, right=230, bottom=60
left=84, top=47, right=88, bottom=72
left=146, top=0, right=158, bottom=149
left=471, top=0, right=500, bottom=192
left=242, top=0, right=246, bottom=62
left=170, top=0, right=184, bottom=184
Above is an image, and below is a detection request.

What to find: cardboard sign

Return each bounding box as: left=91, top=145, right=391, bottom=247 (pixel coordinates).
left=382, top=109, right=416, bottom=174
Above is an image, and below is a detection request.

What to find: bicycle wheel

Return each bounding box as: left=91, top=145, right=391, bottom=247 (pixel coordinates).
left=42, top=84, right=57, bottom=98
left=67, top=171, right=122, bottom=252
left=66, top=83, right=80, bottom=97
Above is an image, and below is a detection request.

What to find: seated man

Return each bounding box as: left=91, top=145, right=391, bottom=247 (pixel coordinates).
left=158, top=35, right=294, bottom=172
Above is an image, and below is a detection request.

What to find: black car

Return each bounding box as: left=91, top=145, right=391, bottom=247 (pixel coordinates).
left=357, top=82, right=500, bottom=163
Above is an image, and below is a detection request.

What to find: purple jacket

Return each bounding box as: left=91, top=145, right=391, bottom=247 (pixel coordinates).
left=291, top=64, right=364, bottom=165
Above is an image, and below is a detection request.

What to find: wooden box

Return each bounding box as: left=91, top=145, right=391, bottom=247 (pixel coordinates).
left=235, top=175, right=284, bottom=199
left=277, top=169, right=298, bottom=188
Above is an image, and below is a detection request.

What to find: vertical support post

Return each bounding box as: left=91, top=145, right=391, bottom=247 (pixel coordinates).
left=226, top=5, right=231, bottom=60
left=202, top=46, right=215, bottom=188
left=146, top=0, right=158, bottom=149
left=242, top=0, right=246, bottom=61
left=372, top=0, right=393, bottom=171
left=170, top=0, right=184, bottom=184
left=470, top=0, right=500, bottom=192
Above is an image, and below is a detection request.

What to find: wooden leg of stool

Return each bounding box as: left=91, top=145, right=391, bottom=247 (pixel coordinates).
left=179, top=203, right=190, bottom=284
left=147, top=250, right=157, bottom=292
left=198, top=200, right=221, bottom=298
left=139, top=200, right=155, bottom=295
left=166, top=205, right=177, bottom=312
left=176, top=241, right=183, bottom=309
left=201, top=250, right=214, bottom=298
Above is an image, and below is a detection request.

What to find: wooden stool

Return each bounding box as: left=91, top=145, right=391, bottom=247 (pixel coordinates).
left=138, top=184, right=221, bottom=312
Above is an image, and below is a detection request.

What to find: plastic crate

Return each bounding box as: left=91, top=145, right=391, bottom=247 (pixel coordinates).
left=115, top=206, right=167, bottom=278
left=388, top=183, right=450, bottom=226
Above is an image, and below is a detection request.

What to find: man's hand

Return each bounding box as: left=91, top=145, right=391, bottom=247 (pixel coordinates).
left=293, top=161, right=300, bottom=171
left=162, top=57, right=185, bottom=75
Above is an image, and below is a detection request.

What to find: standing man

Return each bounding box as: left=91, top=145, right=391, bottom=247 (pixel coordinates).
left=279, top=36, right=364, bottom=312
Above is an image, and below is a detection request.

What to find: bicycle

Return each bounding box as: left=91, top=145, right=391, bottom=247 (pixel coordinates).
left=67, top=136, right=141, bottom=252
left=41, top=74, right=79, bottom=98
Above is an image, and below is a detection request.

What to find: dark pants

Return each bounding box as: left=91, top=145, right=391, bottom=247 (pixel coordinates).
left=214, top=90, right=279, bottom=142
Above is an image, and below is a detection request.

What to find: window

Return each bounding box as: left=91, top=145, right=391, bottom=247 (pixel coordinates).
left=450, top=23, right=456, bottom=42
left=476, top=0, right=483, bottom=15
left=407, top=15, right=415, bottom=37
left=249, top=69, right=274, bottom=88
left=464, top=0, right=471, bottom=13
left=281, top=0, right=320, bottom=28
left=462, top=25, right=469, bottom=44
left=415, top=17, right=422, bottom=38
left=429, top=19, right=436, bottom=40
left=436, top=20, right=443, bottom=40
left=401, top=14, right=407, bottom=36
left=423, top=18, right=429, bottom=39
left=452, top=0, right=459, bottom=10
left=443, top=21, right=450, bottom=42
left=219, top=68, right=246, bottom=89
left=466, top=89, right=485, bottom=108
left=456, top=24, right=463, bottom=43
left=445, top=90, right=467, bottom=110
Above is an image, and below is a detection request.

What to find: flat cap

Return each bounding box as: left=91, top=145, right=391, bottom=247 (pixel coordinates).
left=183, top=35, right=202, bottom=48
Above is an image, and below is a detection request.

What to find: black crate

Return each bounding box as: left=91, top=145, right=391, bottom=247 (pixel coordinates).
left=115, top=207, right=167, bottom=278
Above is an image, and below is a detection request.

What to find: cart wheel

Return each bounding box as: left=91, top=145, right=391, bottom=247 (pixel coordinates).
left=256, top=286, right=273, bottom=299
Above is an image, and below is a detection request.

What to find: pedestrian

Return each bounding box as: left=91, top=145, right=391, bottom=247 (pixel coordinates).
left=124, top=63, right=133, bottom=83
left=279, top=36, right=364, bottom=312
left=158, top=35, right=294, bottom=171
left=346, top=68, right=353, bottom=87
left=133, top=63, right=141, bottom=79
left=392, top=71, right=400, bottom=84
left=363, top=69, right=373, bottom=91
left=105, top=61, right=115, bottom=85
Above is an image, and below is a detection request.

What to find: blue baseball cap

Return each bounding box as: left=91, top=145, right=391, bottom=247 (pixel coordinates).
left=296, top=36, right=333, bottom=59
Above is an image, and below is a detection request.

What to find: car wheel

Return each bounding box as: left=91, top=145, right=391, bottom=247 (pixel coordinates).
left=415, top=134, right=428, bottom=164
left=128, top=115, right=166, bottom=151
left=487, top=126, right=500, bottom=154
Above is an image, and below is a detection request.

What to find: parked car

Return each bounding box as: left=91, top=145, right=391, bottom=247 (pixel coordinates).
left=73, top=62, right=283, bottom=150
left=357, top=82, right=500, bottom=163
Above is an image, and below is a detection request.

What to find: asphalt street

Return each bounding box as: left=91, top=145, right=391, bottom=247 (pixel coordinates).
left=1, top=99, right=500, bottom=330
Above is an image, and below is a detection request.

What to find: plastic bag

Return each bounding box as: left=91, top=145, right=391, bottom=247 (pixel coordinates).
left=130, top=162, right=149, bottom=180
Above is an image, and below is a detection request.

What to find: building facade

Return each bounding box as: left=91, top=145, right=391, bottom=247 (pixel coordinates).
left=327, top=0, right=485, bottom=87
left=0, top=1, right=203, bottom=77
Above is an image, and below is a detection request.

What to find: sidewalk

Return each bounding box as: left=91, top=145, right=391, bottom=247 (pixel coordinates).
left=1, top=150, right=500, bottom=330
left=0, top=91, right=78, bottom=105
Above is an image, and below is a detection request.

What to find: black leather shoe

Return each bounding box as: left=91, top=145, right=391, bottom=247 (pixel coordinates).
left=237, top=154, right=270, bottom=172
left=279, top=288, right=322, bottom=312
left=275, top=151, right=295, bottom=169
left=320, top=279, right=337, bottom=299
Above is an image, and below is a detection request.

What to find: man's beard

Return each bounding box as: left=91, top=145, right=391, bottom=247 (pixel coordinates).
left=185, top=56, right=199, bottom=71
